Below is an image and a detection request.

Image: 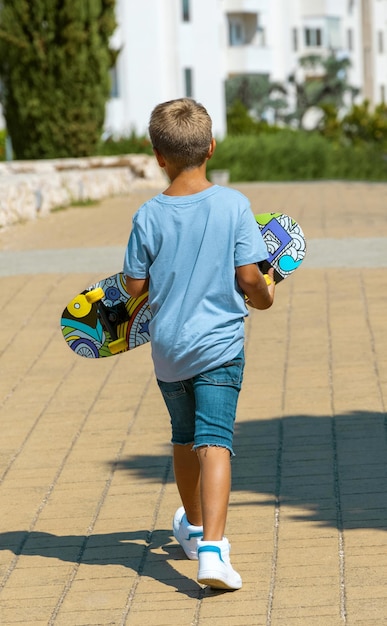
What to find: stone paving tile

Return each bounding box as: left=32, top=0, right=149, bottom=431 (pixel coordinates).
left=0, top=182, right=387, bottom=625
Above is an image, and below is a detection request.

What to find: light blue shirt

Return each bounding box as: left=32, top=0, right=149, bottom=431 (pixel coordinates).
left=123, top=185, right=268, bottom=382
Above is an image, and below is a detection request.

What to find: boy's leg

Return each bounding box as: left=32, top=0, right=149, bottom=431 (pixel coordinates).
left=193, top=350, right=244, bottom=590
left=173, top=443, right=231, bottom=539
left=193, top=349, right=245, bottom=541
left=196, top=445, right=231, bottom=540
left=173, top=443, right=202, bottom=526
left=157, top=377, right=203, bottom=526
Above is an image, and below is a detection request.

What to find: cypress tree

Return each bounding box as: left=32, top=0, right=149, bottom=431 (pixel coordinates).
left=0, top=0, right=117, bottom=159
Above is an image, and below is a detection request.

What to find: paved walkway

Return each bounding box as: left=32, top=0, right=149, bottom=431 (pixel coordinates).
left=0, top=181, right=386, bottom=625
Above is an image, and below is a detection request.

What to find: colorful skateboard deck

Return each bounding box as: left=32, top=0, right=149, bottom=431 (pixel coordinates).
left=61, top=213, right=306, bottom=358
left=255, top=212, right=305, bottom=283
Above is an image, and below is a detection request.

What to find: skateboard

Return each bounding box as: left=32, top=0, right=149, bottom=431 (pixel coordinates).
left=61, top=212, right=306, bottom=358
left=255, top=212, right=305, bottom=283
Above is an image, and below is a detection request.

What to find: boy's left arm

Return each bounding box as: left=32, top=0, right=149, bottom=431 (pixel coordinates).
left=125, top=275, right=149, bottom=298
left=236, top=264, right=275, bottom=310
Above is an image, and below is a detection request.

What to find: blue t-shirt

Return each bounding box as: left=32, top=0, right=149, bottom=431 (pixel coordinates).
left=123, top=185, right=268, bottom=382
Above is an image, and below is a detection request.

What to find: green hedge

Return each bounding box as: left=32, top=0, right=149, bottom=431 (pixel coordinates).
left=96, top=132, right=153, bottom=156
left=208, top=132, right=387, bottom=182
left=4, top=125, right=386, bottom=181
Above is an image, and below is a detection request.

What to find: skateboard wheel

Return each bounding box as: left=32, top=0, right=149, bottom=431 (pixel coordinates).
left=86, top=287, right=105, bottom=303
left=108, top=337, right=128, bottom=354
left=68, top=294, right=92, bottom=318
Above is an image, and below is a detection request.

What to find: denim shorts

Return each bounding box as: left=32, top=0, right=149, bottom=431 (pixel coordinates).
left=157, top=348, right=245, bottom=456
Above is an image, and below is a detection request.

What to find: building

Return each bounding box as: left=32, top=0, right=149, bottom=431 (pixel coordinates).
left=105, top=0, right=227, bottom=137
left=105, top=0, right=387, bottom=138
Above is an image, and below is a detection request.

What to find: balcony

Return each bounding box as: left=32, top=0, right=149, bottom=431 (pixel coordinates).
left=226, top=9, right=270, bottom=74
left=226, top=45, right=272, bottom=75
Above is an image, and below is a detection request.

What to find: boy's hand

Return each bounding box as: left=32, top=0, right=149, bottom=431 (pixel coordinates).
left=238, top=264, right=275, bottom=310
left=264, top=268, right=276, bottom=298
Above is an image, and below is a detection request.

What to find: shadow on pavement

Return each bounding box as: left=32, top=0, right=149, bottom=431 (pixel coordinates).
left=0, top=528, right=205, bottom=597
left=112, top=410, right=387, bottom=531
left=1, top=410, right=386, bottom=594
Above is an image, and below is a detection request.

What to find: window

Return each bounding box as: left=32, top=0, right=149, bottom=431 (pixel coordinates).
left=326, top=17, right=341, bottom=49
left=182, top=0, right=190, bottom=22
left=378, top=30, right=384, bottom=53
left=109, top=65, right=119, bottom=98
left=292, top=27, right=299, bottom=52
left=229, top=18, right=245, bottom=46
left=347, top=28, right=353, bottom=51
left=305, top=27, right=322, bottom=47
left=256, top=25, right=265, bottom=47
left=184, top=68, right=193, bottom=97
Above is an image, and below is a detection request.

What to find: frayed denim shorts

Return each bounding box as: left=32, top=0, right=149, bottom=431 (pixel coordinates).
left=157, top=348, right=245, bottom=456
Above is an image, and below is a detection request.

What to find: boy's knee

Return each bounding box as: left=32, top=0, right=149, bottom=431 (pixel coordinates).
left=195, top=444, right=233, bottom=457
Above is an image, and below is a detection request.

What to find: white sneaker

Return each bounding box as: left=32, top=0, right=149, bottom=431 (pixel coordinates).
left=197, top=538, right=242, bottom=590
left=173, top=506, right=203, bottom=560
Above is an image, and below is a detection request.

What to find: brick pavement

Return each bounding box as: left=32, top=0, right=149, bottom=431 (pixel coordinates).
left=0, top=182, right=386, bottom=625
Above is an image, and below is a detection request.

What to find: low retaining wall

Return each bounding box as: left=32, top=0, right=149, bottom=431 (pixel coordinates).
left=0, top=155, right=166, bottom=227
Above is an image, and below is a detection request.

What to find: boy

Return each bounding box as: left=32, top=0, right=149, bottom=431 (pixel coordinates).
left=124, top=98, right=275, bottom=590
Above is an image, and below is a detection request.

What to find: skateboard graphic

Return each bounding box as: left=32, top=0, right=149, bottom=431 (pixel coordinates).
left=61, top=213, right=306, bottom=358
left=255, top=212, right=305, bottom=283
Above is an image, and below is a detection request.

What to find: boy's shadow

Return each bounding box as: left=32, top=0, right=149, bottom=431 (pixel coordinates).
left=0, top=528, right=207, bottom=597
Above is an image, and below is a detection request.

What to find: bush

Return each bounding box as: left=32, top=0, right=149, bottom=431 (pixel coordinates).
left=341, top=101, right=387, bottom=146
left=327, top=142, right=387, bottom=180
left=208, top=131, right=387, bottom=182
left=227, top=100, right=283, bottom=136
left=96, top=131, right=153, bottom=156
left=208, top=131, right=328, bottom=181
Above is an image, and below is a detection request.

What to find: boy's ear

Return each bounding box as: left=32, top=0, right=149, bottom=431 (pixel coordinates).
left=207, top=138, right=216, bottom=160
left=153, top=147, right=166, bottom=168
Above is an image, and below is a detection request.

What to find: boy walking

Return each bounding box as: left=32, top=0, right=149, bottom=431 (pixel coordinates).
left=124, top=98, right=275, bottom=590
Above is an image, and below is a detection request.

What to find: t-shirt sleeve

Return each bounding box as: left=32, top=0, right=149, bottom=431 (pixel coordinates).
left=123, top=214, right=150, bottom=279
left=234, top=205, right=268, bottom=267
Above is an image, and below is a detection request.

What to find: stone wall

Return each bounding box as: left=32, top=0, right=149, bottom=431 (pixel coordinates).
left=0, top=155, right=166, bottom=227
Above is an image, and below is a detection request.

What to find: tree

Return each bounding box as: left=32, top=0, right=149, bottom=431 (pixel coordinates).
left=226, top=100, right=261, bottom=135
left=226, top=74, right=288, bottom=125
left=0, top=0, right=117, bottom=159
left=288, top=53, right=359, bottom=129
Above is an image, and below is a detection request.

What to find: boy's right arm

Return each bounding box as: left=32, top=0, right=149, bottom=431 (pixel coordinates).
left=236, top=264, right=275, bottom=310
left=125, top=275, right=149, bottom=298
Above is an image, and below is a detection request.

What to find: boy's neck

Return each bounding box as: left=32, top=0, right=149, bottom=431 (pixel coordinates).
left=162, top=164, right=213, bottom=197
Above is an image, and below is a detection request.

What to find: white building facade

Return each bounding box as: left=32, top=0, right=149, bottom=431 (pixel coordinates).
left=104, top=0, right=387, bottom=138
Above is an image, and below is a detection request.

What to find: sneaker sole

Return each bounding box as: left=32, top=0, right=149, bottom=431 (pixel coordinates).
left=197, top=572, right=242, bottom=591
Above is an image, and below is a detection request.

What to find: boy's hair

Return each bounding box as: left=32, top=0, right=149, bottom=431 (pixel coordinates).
left=149, top=98, right=213, bottom=169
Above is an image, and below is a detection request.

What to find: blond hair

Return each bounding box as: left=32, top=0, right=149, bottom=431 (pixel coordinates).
left=149, top=98, right=213, bottom=169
